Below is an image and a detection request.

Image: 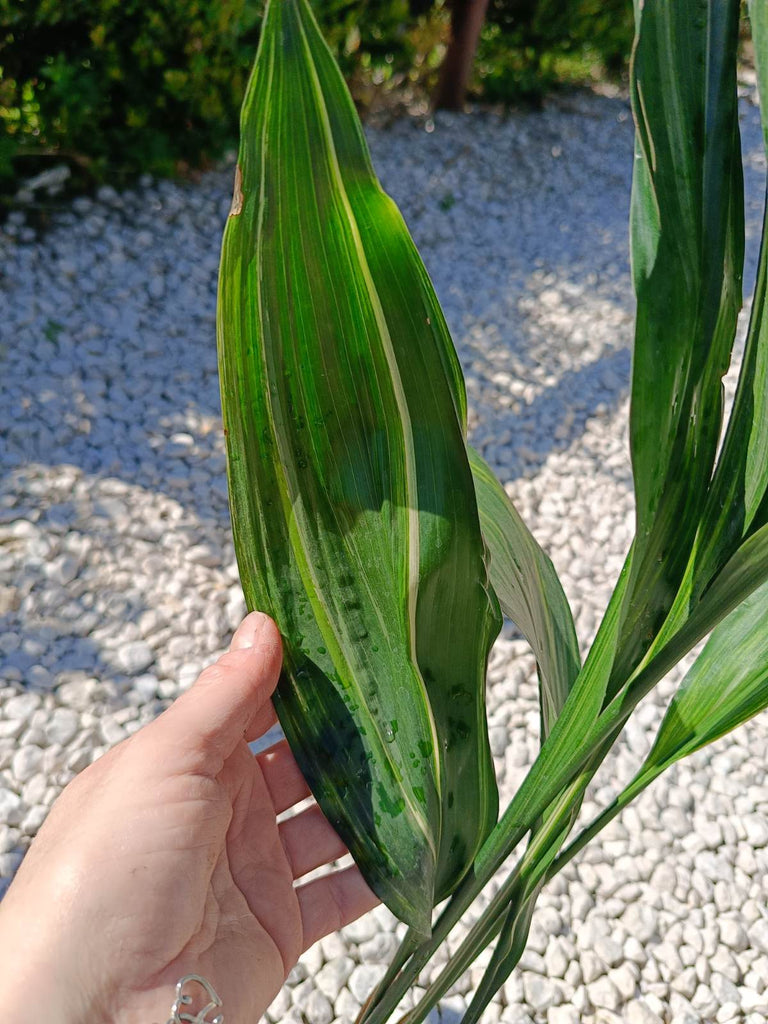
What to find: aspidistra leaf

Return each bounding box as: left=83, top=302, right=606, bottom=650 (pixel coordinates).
left=549, top=579, right=768, bottom=882
left=649, top=0, right=768, bottom=649
left=613, top=0, right=744, bottom=689
left=217, top=0, right=501, bottom=933
left=646, top=580, right=768, bottom=768
left=468, top=447, right=580, bottom=736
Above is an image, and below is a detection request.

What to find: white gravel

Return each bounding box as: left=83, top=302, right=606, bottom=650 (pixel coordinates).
left=2, top=87, right=768, bottom=1024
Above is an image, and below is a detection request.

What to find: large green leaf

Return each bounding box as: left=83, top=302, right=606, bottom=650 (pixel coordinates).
left=611, top=0, right=744, bottom=689
left=217, top=0, right=501, bottom=934
left=364, top=449, right=579, bottom=1011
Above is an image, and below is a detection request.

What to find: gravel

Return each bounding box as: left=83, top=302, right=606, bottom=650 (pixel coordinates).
left=2, top=85, right=768, bottom=1023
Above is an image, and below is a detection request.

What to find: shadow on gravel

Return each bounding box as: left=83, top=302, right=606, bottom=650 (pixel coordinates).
left=0, top=463, right=183, bottom=699
left=471, top=346, right=632, bottom=485
left=1, top=93, right=766, bottom=697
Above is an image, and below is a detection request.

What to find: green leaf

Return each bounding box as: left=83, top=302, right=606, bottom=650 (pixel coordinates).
left=549, top=578, right=768, bottom=884
left=645, top=1, right=768, bottom=654
left=217, top=0, right=501, bottom=934
left=466, top=573, right=768, bottom=1023
left=646, top=580, right=768, bottom=767
left=468, top=447, right=580, bottom=736
left=612, top=0, right=744, bottom=688
left=460, top=450, right=582, bottom=1022
left=751, top=0, right=768, bottom=149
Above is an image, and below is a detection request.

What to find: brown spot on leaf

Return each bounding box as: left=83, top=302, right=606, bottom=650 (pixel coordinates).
left=229, top=164, right=244, bottom=216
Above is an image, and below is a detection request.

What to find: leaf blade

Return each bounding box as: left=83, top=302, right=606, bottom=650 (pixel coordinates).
left=614, top=0, right=744, bottom=686
left=468, top=447, right=580, bottom=734
left=647, top=581, right=768, bottom=768
left=218, top=0, right=501, bottom=930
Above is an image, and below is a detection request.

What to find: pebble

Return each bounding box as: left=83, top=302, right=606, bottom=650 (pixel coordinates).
left=671, top=967, right=699, bottom=1000
left=610, top=962, right=638, bottom=1000
left=587, top=977, right=621, bottom=1011
left=621, top=903, right=658, bottom=943
left=334, top=988, right=361, bottom=1020
left=4, top=693, right=41, bottom=723
left=12, top=745, right=44, bottom=783
left=1, top=90, right=768, bottom=1024
left=116, top=641, right=155, bottom=675
left=99, top=718, right=128, bottom=745
left=749, top=919, right=768, bottom=956
left=45, top=708, right=79, bottom=746
left=21, top=804, right=48, bottom=835
left=133, top=674, right=159, bottom=701
left=304, top=989, right=333, bottom=1024
left=594, top=935, right=623, bottom=969
left=343, top=917, right=380, bottom=945
left=523, top=973, right=558, bottom=1011
left=0, top=789, right=23, bottom=826
left=627, top=1002, right=664, bottom=1024
left=547, top=1007, right=578, bottom=1024
left=0, top=719, right=23, bottom=740
left=266, top=987, right=291, bottom=1022
left=544, top=936, right=571, bottom=979
left=347, top=964, right=387, bottom=1004
left=743, top=815, right=768, bottom=848
left=358, top=932, right=399, bottom=963
left=315, top=958, right=355, bottom=1002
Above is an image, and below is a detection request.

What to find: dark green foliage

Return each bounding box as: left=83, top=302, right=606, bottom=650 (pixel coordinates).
left=476, top=0, right=635, bottom=103
left=0, top=0, right=263, bottom=183
left=313, top=0, right=415, bottom=78
left=0, top=0, right=635, bottom=189
left=0, top=0, right=415, bottom=187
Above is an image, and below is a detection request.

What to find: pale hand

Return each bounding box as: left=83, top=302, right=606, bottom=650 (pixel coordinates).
left=0, top=612, right=378, bottom=1023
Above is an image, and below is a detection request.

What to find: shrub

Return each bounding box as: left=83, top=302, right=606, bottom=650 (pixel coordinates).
left=475, top=0, right=635, bottom=103
left=0, top=0, right=417, bottom=188
left=0, top=0, right=637, bottom=191
left=0, top=0, right=261, bottom=184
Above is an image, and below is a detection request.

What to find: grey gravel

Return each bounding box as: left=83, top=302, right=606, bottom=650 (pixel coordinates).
left=2, top=86, right=768, bottom=1023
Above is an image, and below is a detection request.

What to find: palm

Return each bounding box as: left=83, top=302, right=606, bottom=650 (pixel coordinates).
left=141, top=738, right=307, bottom=1021
left=0, top=615, right=377, bottom=1024
left=106, top=731, right=351, bottom=1023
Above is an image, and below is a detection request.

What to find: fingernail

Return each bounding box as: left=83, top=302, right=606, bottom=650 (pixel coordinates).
left=231, top=611, right=270, bottom=650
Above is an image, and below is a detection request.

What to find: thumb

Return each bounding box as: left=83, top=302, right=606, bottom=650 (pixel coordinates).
left=148, top=611, right=283, bottom=774
left=230, top=610, right=274, bottom=652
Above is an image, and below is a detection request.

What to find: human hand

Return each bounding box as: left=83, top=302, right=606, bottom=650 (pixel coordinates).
left=0, top=612, right=378, bottom=1024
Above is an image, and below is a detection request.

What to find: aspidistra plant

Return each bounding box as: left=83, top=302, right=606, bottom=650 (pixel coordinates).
left=217, top=0, right=768, bottom=1018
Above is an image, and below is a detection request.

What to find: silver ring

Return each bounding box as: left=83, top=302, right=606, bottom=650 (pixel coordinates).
left=164, top=974, right=223, bottom=1024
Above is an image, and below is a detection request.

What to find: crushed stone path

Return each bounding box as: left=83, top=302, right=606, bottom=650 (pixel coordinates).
left=1, top=89, right=767, bottom=1024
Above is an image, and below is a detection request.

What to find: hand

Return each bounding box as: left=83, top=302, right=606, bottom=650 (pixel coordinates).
left=0, top=612, right=378, bottom=1024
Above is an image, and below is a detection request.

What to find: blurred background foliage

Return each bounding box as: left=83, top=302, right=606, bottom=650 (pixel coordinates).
left=0, top=0, right=636, bottom=193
